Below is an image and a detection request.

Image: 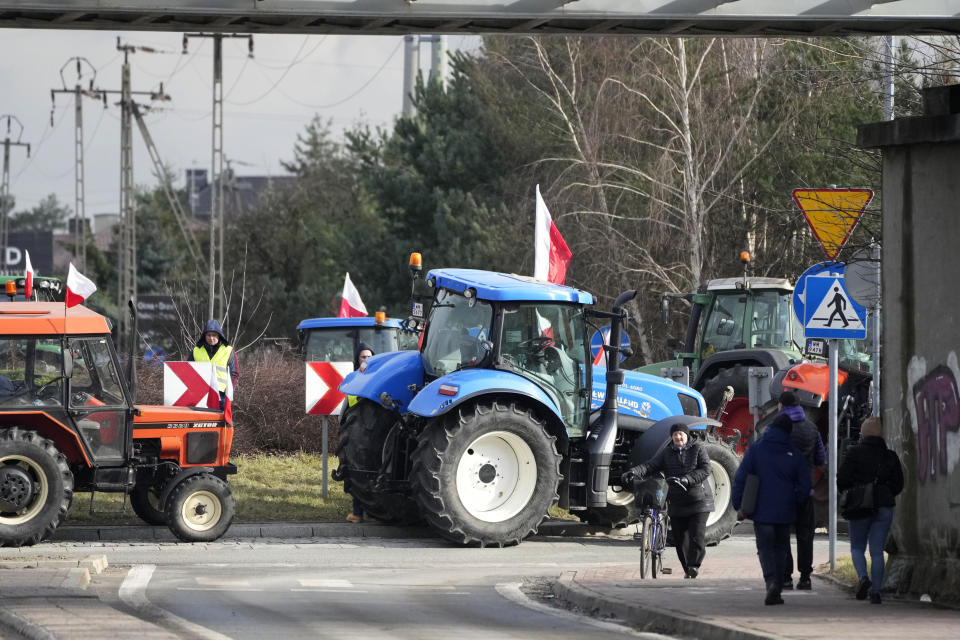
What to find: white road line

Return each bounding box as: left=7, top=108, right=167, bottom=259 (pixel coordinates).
left=494, top=582, right=670, bottom=639
left=297, top=578, right=353, bottom=588
left=120, top=565, right=234, bottom=640
left=177, top=587, right=266, bottom=592
left=290, top=589, right=371, bottom=593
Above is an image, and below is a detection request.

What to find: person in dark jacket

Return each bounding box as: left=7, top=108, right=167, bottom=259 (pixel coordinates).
left=837, top=416, right=904, bottom=605
left=777, top=391, right=827, bottom=591
left=622, top=423, right=715, bottom=579
left=732, top=413, right=811, bottom=605
left=346, top=342, right=375, bottom=524
left=189, top=319, right=239, bottom=409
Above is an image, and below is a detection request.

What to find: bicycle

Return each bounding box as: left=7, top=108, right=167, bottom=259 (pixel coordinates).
left=632, top=475, right=687, bottom=579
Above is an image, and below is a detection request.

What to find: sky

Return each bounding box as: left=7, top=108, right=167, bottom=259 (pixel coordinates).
left=0, top=29, right=481, bottom=228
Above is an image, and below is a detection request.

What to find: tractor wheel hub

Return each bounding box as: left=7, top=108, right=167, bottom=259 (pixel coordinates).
left=0, top=466, right=34, bottom=511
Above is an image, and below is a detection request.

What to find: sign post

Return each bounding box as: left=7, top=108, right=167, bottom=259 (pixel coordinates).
left=793, top=261, right=869, bottom=571
left=305, top=361, right=353, bottom=498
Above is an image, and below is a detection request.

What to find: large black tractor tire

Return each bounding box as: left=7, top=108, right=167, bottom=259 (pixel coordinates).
left=699, top=365, right=749, bottom=413
left=165, top=473, right=235, bottom=542
left=0, top=428, right=74, bottom=547
left=702, top=436, right=741, bottom=546
left=411, top=401, right=561, bottom=547
left=335, top=400, right=421, bottom=524
left=130, top=483, right=167, bottom=525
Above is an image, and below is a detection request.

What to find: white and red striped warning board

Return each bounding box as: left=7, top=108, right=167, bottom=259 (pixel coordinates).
left=305, top=361, right=353, bottom=415
left=163, top=362, right=220, bottom=408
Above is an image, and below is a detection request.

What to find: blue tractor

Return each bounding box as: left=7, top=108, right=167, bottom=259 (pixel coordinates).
left=297, top=315, right=420, bottom=362
left=336, top=266, right=740, bottom=546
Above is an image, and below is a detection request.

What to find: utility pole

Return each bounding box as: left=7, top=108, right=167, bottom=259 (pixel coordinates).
left=0, top=115, right=29, bottom=274
left=402, top=35, right=447, bottom=118
left=183, top=33, right=253, bottom=321
left=51, top=57, right=104, bottom=272
left=96, top=39, right=169, bottom=356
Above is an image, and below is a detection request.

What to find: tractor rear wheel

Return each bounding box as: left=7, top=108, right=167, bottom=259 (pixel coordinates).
left=0, top=428, right=74, bottom=547
left=165, top=473, right=235, bottom=542
left=702, top=436, right=740, bottom=546
left=336, top=400, right=421, bottom=524
left=130, top=483, right=166, bottom=525
left=411, top=401, right=561, bottom=547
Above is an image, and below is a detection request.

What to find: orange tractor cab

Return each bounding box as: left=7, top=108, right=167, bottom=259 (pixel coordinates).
left=0, top=302, right=236, bottom=547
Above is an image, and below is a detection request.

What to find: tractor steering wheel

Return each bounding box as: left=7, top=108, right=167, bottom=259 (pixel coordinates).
left=519, top=336, right=554, bottom=353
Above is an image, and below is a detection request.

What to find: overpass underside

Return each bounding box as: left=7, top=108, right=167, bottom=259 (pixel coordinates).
left=0, top=1, right=958, bottom=36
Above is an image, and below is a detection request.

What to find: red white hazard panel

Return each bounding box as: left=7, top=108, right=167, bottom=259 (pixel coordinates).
left=305, top=362, right=353, bottom=416
left=163, top=362, right=220, bottom=408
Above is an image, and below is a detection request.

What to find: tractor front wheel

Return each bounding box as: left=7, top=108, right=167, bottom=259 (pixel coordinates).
left=0, top=428, right=74, bottom=547
left=165, top=473, right=235, bottom=542
left=411, top=401, right=561, bottom=547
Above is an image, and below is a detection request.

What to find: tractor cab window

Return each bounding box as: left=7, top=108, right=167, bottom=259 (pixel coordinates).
left=303, top=328, right=406, bottom=362
left=0, top=338, right=65, bottom=407
left=421, top=289, right=493, bottom=377
left=500, top=304, right=589, bottom=433
left=749, top=292, right=794, bottom=349
left=700, top=294, right=747, bottom=358
left=67, top=337, right=127, bottom=462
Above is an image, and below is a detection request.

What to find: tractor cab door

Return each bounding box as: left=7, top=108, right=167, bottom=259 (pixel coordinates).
left=499, top=303, right=589, bottom=435
left=66, top=337, right=130, bottom=464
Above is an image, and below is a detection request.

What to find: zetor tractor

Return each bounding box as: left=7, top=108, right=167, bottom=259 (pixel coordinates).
left=336, top=266, right=740, bottom=547
left=0, top=301, right=236, bottom=547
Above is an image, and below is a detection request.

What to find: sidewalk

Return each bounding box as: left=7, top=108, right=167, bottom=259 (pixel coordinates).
left=553, top=536, right=959, bottom=640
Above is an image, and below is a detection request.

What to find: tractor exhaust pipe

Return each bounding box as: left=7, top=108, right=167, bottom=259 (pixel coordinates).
left=585, top=289, right=637, bottom=507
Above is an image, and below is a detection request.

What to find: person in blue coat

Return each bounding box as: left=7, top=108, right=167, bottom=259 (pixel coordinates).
left=732, top=413, right=811, bottom=605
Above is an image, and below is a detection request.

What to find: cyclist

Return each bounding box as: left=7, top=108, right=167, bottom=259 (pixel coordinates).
left=622, top=423, right=715, bottom=579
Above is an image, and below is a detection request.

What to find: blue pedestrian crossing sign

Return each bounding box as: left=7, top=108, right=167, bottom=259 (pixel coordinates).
left=793, top=262, right=867, bottom=340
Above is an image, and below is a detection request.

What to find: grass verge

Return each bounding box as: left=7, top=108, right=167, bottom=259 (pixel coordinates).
left=66, top=453, right=351, bottom=525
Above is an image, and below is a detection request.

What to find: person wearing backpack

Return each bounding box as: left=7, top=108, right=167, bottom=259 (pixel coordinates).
left=837, top=416, right=904, bottom=604
left=622, top=423, right=715, bottom=579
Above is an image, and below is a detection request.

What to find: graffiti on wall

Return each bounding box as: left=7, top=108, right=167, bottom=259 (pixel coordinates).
left=907, top=352, right=960, bottom=484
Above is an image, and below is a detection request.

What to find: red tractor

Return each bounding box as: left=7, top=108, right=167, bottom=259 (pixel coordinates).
left=0, top=301, right=236, bottom=546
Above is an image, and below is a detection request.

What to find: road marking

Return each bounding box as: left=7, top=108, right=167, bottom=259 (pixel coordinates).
left=298, top=578, right=353, bottom=588
left=178, top=587, right=266, bottom=592
left=290, top=589, right=371, bottom=593
left=495, top=582, right=668, bottom=638
left=195, top=577, right=254, bottom=588
left=120, top=565, right=233, bottom=640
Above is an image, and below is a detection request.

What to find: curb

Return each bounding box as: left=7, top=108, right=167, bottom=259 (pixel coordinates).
left=0, top=607, right=56, bottom=640
left=50, top=519, right=613, bottom=543
left=552, top=570, right=777, bottom=640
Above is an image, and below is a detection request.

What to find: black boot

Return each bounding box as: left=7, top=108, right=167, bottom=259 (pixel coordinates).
left=765, top=583, right=784, bottom=605
left=856, top=577, right=872, bottom=600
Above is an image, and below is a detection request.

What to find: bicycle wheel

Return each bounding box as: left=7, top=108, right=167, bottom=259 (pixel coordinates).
left=639, top=513, right=653, bottom=579
left=652, top=512, right=668, bottom=578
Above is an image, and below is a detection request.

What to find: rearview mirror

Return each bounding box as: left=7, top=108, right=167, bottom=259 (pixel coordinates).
left=63, top=349, right=73, bottom=378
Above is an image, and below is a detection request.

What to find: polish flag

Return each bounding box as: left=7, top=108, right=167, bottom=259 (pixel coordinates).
left=338, top=272, right=368, bottom=318
left=534, top=185, right=572, bottom=285
left=65, top=263, right=97, bottom=308
left=23, top=250, right=34, bottom=299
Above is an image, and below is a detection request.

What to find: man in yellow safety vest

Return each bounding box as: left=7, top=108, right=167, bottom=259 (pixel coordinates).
left=190, top=319, right=239, bottom=409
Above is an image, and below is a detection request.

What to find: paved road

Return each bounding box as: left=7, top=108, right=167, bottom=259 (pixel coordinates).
left=15, top=535, right=668, bottom=639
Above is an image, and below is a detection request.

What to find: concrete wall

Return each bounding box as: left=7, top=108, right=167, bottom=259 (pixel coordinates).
left=859, top=85, right=960, bottom=601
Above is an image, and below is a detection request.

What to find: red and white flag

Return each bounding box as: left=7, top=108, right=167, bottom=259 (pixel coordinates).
left=338, top=272, right=367, bottom=318
left=534, top=185, right=572, bottom=284
left=23, top=250, right=34, bottom=299
left=65, top=263, right=97, bottom=308
left=204, top=362, right=234, bottom=424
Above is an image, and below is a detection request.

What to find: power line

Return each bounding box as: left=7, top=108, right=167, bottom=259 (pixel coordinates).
left=226, top=36, right=313, bottom=107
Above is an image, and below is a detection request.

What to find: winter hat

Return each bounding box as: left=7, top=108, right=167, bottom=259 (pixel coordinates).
left=860, top=417, right=883, bottom=438
left=779, top=391, right=798, bottom=407
left=670, top=423, right=691, bottom=438
left=770, top=413, right=794, bottom=434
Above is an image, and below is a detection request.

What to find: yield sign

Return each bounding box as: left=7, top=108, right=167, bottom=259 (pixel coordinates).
left=305, top=361, right=353, bottom=416
left=792, top=188, right=873, bottom=260
left=163, top=362, right=219, bottom=408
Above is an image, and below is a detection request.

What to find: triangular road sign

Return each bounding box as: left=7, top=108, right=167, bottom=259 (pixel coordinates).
left=793, top=188, right=873, bottom=260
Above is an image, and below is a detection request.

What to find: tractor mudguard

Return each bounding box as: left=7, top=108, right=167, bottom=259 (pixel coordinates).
left=159, top=466, right=213, bottom=507
left=406, top=368, right=562, bottom=422
left=339, top=350, right=425, bottom=413
left=590, top=368, right=707, bottom=420
left=628, top=415, right=722, bottom=466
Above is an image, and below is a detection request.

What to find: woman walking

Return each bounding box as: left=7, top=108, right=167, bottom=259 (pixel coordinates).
left=838, top=416, right=904, bottom=604
left=622, top=423, right=715, bottom=578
